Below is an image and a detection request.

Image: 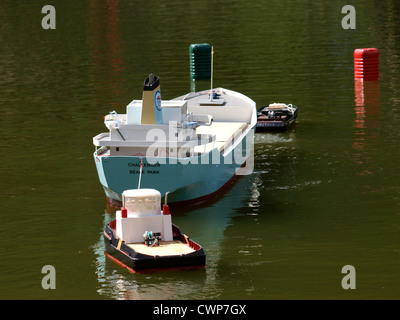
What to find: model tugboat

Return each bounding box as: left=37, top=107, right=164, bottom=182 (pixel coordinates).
left=103, top=188, right=206, bottom=271
left=256, top=103, right=298, bottom=132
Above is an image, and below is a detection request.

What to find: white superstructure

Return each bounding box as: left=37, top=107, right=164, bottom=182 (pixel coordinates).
left=116, top=189, right=173, bottom=243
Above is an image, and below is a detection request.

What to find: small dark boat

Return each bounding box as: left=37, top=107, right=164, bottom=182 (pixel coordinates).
left=103, top=189, right=206, bottom=272
left=256, top=103, right=298, bottom=132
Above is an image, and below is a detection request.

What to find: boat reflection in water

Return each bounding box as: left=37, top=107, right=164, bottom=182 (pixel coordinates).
left=353, top=80, right=380, bottom=176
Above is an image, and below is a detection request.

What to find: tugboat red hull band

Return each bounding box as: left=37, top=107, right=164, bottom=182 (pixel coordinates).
left=104, top=251, right=135, bottom=274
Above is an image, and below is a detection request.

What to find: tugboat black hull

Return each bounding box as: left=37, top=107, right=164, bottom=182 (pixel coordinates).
left=103, top=222, right=206, bottom=271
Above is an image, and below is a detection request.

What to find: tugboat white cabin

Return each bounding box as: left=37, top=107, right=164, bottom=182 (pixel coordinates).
left=116, top=189, right=173, bottom=243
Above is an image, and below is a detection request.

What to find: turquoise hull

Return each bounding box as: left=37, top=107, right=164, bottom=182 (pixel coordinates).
left=94, top=127, right=254, bottom=205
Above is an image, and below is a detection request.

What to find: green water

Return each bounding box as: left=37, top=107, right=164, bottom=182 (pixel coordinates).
left=1, top=0, right=399, bottom=300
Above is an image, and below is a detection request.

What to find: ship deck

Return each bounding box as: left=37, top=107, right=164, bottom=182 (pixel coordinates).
left=195, top=121, right=248, bottom=153
left=175, top=88, right=255, bottom=124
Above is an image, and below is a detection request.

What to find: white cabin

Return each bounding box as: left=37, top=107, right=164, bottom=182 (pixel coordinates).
left=116, top=189, right=173, bottom=243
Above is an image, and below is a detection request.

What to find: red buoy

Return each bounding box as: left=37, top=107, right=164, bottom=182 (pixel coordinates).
left=354, top=48, right=379, bottom=81
left=121, top=207, right=127, bottom=218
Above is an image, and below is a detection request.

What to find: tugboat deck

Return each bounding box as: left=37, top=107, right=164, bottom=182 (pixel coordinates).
left=127, top=240, right=196, bottom=257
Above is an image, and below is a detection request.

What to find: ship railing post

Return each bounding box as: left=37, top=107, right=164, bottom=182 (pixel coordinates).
left=210, top=46, right=214, bottom=102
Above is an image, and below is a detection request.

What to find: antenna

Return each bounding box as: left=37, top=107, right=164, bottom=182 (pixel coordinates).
left=138, top=158, right=143, bottom=189
left=210, top=46, right=214, bottom=102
